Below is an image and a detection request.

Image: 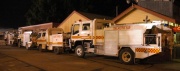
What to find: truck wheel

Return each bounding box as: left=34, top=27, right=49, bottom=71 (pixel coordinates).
left=26, top=43, right=30, bottom=50
left=54, top=47, right=60, bottom=54
left=75, top=45, right=85, bottom=58
left=119, top=48, right=134, bottom=64
left=54, top=47, right=63, bottom=54
left=18, top=41, right=21, bottom=48
left=39, top=45, right=43, bottom=52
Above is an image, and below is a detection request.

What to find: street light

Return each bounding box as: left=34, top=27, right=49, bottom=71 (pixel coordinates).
left=126, top=0, right=138, bottom=4
left=126, top=0, right=131, bottom=4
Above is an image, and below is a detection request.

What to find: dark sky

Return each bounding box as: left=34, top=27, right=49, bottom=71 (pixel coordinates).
left=1, top=0, right=178, bottom=29
left=0, top=0, right=129, bottom=29
left=0, top=0, right=32, bottom=29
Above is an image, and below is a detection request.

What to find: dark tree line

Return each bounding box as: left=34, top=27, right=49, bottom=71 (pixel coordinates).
left=25, top=0, right=130, bottom=26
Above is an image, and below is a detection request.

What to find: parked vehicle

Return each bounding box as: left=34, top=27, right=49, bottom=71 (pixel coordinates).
left=4, top=31, right=16, bottom=46
left=64, top=19, right=173, bottom=64
left=12, top=31, right=18, bottom=46
left=26, top=28, right=70, bottom=54
left=18, top=19, right=173, bottom=64
left=18, top=30, right=32, bottom=48
left=17, top=23, right=53, bottom=48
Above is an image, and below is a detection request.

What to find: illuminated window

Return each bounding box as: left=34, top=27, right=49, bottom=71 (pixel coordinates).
left=169, top=22, right=174, bottom=26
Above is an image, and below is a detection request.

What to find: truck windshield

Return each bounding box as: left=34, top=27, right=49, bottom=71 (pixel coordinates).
left=145, top=34, right=156, bottom=45
left=42, top=33, right=46, bottom=37
left=37, top=33, right=41, bottom=38
left=73, top=24, right=80, bottom=35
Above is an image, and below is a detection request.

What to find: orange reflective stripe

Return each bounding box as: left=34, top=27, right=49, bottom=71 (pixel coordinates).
left=71, top=36, right=81, bottom=39
left=71, top=36, right=104, bottom=39
left=48, top=42, right=63, bottom=45
left=72, top=36, right=91, bottom=39
left=94, top=36, right=104, bottom=39
left=81, top=36, right=91, bottom=39
left=37, top=40, right=46, bottom=42
left=135, top=48, right=160, bottom=53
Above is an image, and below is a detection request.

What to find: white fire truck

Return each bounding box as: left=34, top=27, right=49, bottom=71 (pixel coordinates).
left=17, top=23, right=53, bottom=48
left=26, top=28, right=67, bottom=54
left=67, top=19, right=172, bottom=64
left=4, top=31, right=15, bottom=45
left=18, top=29, right=32, bottom=48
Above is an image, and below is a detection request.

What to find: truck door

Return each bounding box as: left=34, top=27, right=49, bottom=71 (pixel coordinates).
left=71, top=24, right=80, bottom=40
left=71, top=21, right=92, bottom=40
left=79, top=21, right=91, bottom=40
left=37, top=32, right=46, bottom=44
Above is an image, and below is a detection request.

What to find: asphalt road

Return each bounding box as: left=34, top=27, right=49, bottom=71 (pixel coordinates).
left=0, top=45, right=179, bottom=71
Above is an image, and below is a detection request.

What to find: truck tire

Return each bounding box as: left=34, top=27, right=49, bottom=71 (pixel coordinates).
left=18, top=41, right=21, bottom=48
left=119, top=48, right=134, bottom=64
left=75, top=45, right=85, bottom=58
left=26, top=42, right=30, bottom=50
left=39, top=45, right=43, bottom=52
left=54, top=47, right=61, bottom=54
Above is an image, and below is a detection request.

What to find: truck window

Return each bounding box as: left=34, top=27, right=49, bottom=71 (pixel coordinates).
left=30, top=32, right=38, bottom=37
left=37, top=33, right=41, bottom=38
left=158, top=37, right=160, bottom=46
left=42, top=33, right=46, bottom=37
left=96, top=22, right=110, bottom=30
left=82, top=23, right=90, bottom=30
left=145, top=35, right=156, bottom=45
left=73, top=24, right=80, bottom=35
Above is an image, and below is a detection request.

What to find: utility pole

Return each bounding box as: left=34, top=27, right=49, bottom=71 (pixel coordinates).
left=116, top=6, right=118, bottom=16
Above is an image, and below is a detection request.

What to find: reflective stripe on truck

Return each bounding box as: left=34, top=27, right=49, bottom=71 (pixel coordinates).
left=71, top=36, right=104, bottom=39
left=48, top=42, right=63, bottom=45
left=135, top=48, right=160, bottom=53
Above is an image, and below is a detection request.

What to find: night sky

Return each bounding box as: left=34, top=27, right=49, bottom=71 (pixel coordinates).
left=0, top=0, right=32, bottom=29
left=0, top=0, right=128, bottom=29
left=0, top=0, right=180, bottom=28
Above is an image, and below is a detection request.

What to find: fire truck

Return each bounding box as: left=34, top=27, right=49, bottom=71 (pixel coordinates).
left=18, top=29, right=32, bottom=48
left=4, top=31, right=15, bottom=45
left=67, top=19, right=172, bottom=64
left=26, top=28, right=69, bottom=54
left=17, top=23, right=53, bottom=48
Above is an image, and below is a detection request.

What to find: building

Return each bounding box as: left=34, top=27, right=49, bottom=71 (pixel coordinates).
left=137, top=0, right=180, bottom=26
left=137, top=0, right=180, bottom=44
left=112, top=4, right=178, bottom=25
left=57, top=10, right=113, bottom=33
left=112, top=4, right=179, bottom=59
left=112, top=4, right=178, bottom=45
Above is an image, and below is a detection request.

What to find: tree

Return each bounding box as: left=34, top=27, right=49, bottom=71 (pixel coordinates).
left=25, top=0, right=57, bottom=25
left=25, top=0, right=129, bottom=26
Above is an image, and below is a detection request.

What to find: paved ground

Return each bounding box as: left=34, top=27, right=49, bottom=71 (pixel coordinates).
left=0, top=53, right=44, bottom=71
left=0, top=45, right=180, bottom=71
